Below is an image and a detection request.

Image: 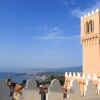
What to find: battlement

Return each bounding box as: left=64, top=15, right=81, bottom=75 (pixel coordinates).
left=81, top=8, right=100, bottom=20
left=65, top=72, right=99, bottom=81
left=10, top=74, right=100, bottom=100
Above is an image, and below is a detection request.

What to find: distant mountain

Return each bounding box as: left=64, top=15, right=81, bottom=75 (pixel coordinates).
left=28, top=66, right=82, bottom=74
left=53, top=66, right=82, bottom=73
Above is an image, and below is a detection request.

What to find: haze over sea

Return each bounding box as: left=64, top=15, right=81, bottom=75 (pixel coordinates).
left=0, top=67, right=47, bottom=82
left=0, top=66, right=82, bottom=83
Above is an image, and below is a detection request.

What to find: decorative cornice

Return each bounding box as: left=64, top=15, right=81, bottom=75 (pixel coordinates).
left=81, top=33, right=100, bottom=45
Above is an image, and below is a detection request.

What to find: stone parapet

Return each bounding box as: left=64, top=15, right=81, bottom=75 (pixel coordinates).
left=81, top=9, right=100, bottom=20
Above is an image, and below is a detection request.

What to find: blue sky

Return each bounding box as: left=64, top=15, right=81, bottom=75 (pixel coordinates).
left=0, top=0, right=100, bottom=68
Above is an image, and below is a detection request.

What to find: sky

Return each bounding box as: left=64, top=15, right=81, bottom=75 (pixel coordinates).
left=0, top=0, right=100, bottom=68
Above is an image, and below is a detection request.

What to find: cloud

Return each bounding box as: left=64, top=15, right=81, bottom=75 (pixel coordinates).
left=33, top=26, right=80, bottom=41
left=43, top=26, right=61, bottom=33
left=71, top=0, right=100, bottom=18
left=72, top=8, right=87, bottom=18
left=34, top=35, right=79, bottom=40
left=62, top=0, right=76, bottom=7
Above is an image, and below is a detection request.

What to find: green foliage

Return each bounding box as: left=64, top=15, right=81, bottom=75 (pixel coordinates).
left=36, top=74, right=65, bottom=86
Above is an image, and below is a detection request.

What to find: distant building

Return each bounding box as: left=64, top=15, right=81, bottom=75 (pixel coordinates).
left=81, top=9, right=100, bottom=76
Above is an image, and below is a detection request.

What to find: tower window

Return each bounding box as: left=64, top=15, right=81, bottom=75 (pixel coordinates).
left=86, top=20, right=94, bottom=34
left=90, top=20, right=93, bottom=32
left=86, top=22, right=89, bottom=33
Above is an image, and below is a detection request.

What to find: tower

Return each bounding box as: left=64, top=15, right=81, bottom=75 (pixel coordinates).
left=81, top=9, right=100, bottom=76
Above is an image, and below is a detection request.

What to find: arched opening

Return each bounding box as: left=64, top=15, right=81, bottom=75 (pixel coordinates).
left=85, top=20, right=94, bottom=34
left=86, top=22, right=89, bottom=33
left=90, top=20, right=93, bottom=32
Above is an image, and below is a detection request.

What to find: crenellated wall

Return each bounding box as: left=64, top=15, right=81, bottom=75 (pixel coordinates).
left=12, top=78, right=100, bottom=100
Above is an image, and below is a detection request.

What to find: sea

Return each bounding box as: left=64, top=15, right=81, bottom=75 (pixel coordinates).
left=0, top=68, right=46, bottom=83
left=0, top=66, right=82, bottom=83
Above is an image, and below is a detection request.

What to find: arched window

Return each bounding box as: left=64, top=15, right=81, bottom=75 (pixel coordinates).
left=90, top=20, right=93, bottom=32
left=85, top=20, right=94, bottom=34
left=92, top=21, right=94, bottom=32
left=86, top=22, right=89, bottom=33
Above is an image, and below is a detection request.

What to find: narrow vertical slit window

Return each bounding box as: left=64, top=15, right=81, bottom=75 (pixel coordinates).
left=90, top=20, right=92, bottom=32
left=92, top=21, right=94, bottom=32
left=86, top=22, right=89, bottom=33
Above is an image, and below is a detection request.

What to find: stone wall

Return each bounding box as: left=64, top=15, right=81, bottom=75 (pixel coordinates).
left=12, top=73, right=100, bottom=100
